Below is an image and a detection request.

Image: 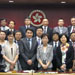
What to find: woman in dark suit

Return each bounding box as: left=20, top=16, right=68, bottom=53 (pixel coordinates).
left=56, top=34, right=74, bottom=71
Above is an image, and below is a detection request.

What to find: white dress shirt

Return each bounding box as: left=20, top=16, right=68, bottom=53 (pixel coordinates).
left=0, top=26, right=9, bottom=31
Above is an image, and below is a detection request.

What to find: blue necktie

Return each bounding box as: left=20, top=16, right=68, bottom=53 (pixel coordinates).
left=28, top=39, right=32, bottom=49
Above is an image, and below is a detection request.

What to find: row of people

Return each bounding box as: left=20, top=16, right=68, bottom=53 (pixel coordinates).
left=0, top=17, right=75, bottom=72
left=0, top=17, right=75, bottom=42
left=0, top=28, right=75, bottom=72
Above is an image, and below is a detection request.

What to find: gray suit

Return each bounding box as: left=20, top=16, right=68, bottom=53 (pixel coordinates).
left=53, top=26, right=68, bottom=36
left=19, top=37, right=38, bottom=70
left=37, top=44, right=53, bottom=69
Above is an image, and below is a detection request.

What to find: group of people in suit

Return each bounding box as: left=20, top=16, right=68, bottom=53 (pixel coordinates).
left=0, top=17, right=75, bottom=72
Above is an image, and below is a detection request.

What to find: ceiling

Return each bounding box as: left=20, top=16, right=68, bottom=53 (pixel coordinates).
left=0, top=0, right=75, bottom=4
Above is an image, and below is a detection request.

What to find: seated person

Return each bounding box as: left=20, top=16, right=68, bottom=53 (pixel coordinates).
left=37, top=34, right=53, bottom=71
left=56, top=34, right=74, bottom=72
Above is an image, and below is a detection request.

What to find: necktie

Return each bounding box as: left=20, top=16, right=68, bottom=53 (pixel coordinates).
left=59, top=27, right=63, bottom=34
left=53, top=42, right=57, bottom=50
left=38, top=38, right=41, bottom=45
left=28, top=39, right=32, bottom=49
left=55, top=43, right=57, bottom=49
left=73, top=26, right=75, bottom=32
left=43, top=26, right=47, bottom=33
left=73, top=42, right=75, bottom=59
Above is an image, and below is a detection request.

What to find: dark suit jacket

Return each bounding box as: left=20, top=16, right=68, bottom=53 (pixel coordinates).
left=0, top=45, right=2, bottom=63
left=41, top=26, right=53, bottom=42
left=6, top=29, right=16, bottom=35
left=19, top=37, right=38, bottom=69
left=68, top=25, right=72, bottom=38
left=19, top=25, right=36, bottom=38
left=50, top=41, right=60, bottom=51
left=56, top=44, right=74, bottom=69
left=47, top=27, right=53, bottom=42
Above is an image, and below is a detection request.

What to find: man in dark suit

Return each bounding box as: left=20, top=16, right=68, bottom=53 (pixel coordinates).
left=69, top=32, right=75, bottom=71
left=0, top=18, right=9, bottom=31
left=19, top=18, right=36, bottom=38
left=14, top=30, right=22, bottom=45
left=6, top=20, right=16, bottom=35
left=19, top=28, right=38, bottom=70
left=50, top=32, right=60, bottom=71
left=41, top=18, right=53, bottom=42
left=68, top=17, right=75, bottom=38
left=35, top=27, right=43, bottom=46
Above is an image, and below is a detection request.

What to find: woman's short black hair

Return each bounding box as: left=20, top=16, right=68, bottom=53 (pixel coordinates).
left=59, top=34, right=69, bottom=42
left=7, top=31, right=14, bottom=36
left=41, top=33, right=49, bottom=39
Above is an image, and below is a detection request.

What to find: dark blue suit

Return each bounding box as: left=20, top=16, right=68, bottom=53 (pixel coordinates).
left=19, top=25, right=36, bottom=38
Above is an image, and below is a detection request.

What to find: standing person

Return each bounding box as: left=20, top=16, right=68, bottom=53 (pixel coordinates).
left=6, top=20, right=16, bottom=35
left=19, top=28, right=38, bottom=70
left=37, top=34, right=53, bottom=71
left=0, top=31, right=7, bottom=47
left=68, top=17, right=75, bottom=37
left=19, top=18, right=36, bottom=38
left=53, top=18, right=68, bottom=36
left=0, top=18, right=9, bottom=31
left=35, top=27, right=43, bottom=46
left=41, top=18, right=53, bottom=42
left=50, top=32, right=60, bottom=71
left=69, top=32, right=75, bottom=71
left=1, top=32, right=20, bottom=71
left=14, top=30, right=22, bottom=45
left=0, top=31, right=7, bottom=70
left=56, top=34, right=74, bottom=72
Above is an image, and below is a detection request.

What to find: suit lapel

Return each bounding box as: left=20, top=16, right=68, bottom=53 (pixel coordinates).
left=31, top=38, right=35, bottom=50
left=58, top=27, right=60, bottom=33
left=24, top=38, right=30, bottom=50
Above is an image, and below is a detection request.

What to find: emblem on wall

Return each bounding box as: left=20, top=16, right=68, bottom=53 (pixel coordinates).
left=29, top=10, right=46, bottom=27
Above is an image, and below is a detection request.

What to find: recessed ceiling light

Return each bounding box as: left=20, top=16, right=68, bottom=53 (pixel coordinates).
left=9, top=0, right=14, bottom=3
left=61, top=1, right=66, bottom=4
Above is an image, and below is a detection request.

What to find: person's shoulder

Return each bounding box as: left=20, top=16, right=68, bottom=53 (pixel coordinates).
left=38, top=44, right=43, bottom=48
left=6, top=26, right=9, bottom=28
left=53, top=26, right=58, bottom=29
left=19, top=26, right=25, bottom=29
left=48, top=44, right=53, bottom=48
left=21, top=37, right=26, bottom=41
left=68, top=25, right=72, bottom=28
left=63, top=26, right=67, bottom=28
